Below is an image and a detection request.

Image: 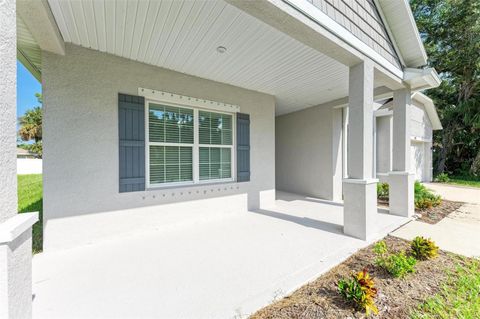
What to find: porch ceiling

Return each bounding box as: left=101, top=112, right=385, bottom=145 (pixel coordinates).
left=46, top=0, right=349, bottom=115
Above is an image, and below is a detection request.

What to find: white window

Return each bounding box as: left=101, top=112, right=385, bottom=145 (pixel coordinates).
left=146, top=102, right=234, bottom=188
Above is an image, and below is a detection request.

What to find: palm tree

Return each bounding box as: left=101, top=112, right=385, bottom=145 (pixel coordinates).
left=18, top=94, right=42, bottom=143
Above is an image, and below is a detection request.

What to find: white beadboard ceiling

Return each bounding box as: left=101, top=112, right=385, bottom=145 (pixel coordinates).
left=47, top=0, right=349, bottom=115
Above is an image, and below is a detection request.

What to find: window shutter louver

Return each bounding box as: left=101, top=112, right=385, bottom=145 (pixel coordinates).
left=236, top=113, right=250, bottom=182
left=119, top=93, right=145, bottom=192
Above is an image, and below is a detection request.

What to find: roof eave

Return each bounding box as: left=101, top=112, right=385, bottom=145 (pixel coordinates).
left=377, top=0, right=428, bottom=68
left=412, top=92, right=443, bottom=130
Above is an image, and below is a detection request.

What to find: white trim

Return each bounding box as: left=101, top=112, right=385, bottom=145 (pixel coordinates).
left=411, top=91, right=442, bottom=130
left=0, top=213, right=38, bottom=244
left=372, top=0, right=406, bottom=68
left=283, top=0, right=404, bottom=79
left=343, top=178, right=379, bottom=185
left=411, top=136, right=432, bottom=143
left=145, top=99, right=236, bottom=190
left=138, top=87, right=240, bottom=113
left=404, top=68, right=441, bottom=91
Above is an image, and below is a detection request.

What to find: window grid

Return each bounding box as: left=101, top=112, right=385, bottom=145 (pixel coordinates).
left=147, top=102, right=234, bottom=188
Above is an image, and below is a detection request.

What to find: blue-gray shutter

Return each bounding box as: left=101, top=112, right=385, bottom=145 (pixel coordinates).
left=236, top=113, right=250, bottom=182
left=119, top=93, right=145, bottom=192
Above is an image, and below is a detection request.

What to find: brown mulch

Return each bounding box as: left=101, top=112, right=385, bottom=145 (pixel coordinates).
left=250, top=236, right=467, bottom=319
left=377, top=199, right=464, bottom=224
left=415, top=200, right=464, bottom=224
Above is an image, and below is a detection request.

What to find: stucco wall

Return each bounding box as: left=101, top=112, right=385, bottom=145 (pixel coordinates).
left=376, top=115, right=392, bottom=174
left=375, top=102, right=433, bottom=182
left=42, top=44, right=275, bottom=251
left=275, top=105, right=341, bottom=200
left=0, top=0, right=17, bottom=224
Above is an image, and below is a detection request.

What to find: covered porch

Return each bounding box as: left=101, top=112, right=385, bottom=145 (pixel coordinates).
left=1, top=0, right=440, bottom=317
left=33, top=192, right=408, bottom=319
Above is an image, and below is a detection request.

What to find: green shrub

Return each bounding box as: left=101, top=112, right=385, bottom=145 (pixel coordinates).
left=411, top=236, right=439, bottom=260
left=414, top=181, right=441, bottom=210
left=434, top=173, right=450, bottom=183
left=373, top=240, right=417, bottom=278
left=338, top=269, right=378, bottom=315
left=377, top=183, right=389, bottom=200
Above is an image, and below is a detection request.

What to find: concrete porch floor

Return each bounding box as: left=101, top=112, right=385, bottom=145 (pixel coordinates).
left=33, top=192, right=409, bottom=319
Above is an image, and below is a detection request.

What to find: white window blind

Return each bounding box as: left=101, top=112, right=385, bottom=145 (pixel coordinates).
left=148, top=104, right=194, bottom=184
left=147, top=103, right=234, bottom=187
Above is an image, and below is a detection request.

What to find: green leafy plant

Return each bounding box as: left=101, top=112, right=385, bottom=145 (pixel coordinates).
left=373, top=240, right=417, bottom=278
left=411, top=236, right=439, bottom=260
left=376, top=183, right=389, bottom=201
left=414, top=181, right=442, bottom=210
left=338, top=269, right=378, bottom=315
left=434, top=173, right=450, bottom=183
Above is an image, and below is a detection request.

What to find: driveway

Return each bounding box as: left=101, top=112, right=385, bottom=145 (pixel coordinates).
left=392, top=183, right=480, bottom=257
left=33, top=192, right=408, bottom=319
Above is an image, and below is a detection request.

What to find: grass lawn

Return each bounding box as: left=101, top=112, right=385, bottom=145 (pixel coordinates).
left=17, top=174, right=43, bottom=254
left=411, top=259, right=480, bottom=318
left=444, top=175, right=480, bottom=188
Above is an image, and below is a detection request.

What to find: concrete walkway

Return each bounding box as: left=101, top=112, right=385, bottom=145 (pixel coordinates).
left=33, top=192, right=408, bottom=319
left=392, top=183, right=480, bottom=257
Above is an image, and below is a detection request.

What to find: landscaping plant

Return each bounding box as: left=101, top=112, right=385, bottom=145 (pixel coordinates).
left=376, top=181, right=442, bottom=210
left=338, top=269, right=378, bottom=315
left=376, top=183, right=389, bottom=201
left=373, top=240, right=417, bottom=278
left=411, top=236, right=439, bottom=260
left=434, top=173, right=450, bottom=183
left=414, top=181, right=442, bottom=210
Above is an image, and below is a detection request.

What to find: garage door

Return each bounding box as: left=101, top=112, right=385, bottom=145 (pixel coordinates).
left=411, top=141, right=426, bottom=182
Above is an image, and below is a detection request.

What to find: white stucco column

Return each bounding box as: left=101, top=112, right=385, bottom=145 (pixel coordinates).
left=343, top=60, right=377, bottom=240
left=0, top=0, right=38, bottom=317
left=388, top=89, right=414, bottom=217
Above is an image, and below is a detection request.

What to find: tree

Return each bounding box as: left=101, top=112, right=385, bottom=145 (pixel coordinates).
left=410, top=0, right=480, bottom=175
left=18, top=93, right=43, bottom=157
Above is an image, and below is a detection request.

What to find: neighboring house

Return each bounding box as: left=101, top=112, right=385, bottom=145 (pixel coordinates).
left=13, top=0, right=441, bottom=255
left=16, top=147, right=38, bottom=159
left=17, top=147, right=43, bottom=175
left=375, top=92, right=442, bottom=183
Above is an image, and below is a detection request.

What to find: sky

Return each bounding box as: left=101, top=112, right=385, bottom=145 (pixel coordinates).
left=17, top=60, right=42, bottom=119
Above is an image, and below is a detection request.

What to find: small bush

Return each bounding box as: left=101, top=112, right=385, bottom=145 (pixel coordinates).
left=373, top=240, right=417, bottom=278
left=338, top=269, right=378, bottom=315
left=414, top=181, right=441, bottom=210
left=434, top=173, right=450, bottom=183
left=411, top=236, right=439, bottom=260
left=377, top=183, right=389, bottom=200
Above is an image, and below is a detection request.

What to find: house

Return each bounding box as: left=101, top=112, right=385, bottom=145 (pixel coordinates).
left=1, top=0, right=441, bottom=317
left=375, top=92, right=442, bottom=183
left=16, top=147, right=38, bottom=159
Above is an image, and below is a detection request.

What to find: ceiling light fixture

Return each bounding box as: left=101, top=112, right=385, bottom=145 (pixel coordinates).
left=216, top=46, right=227, bottom=54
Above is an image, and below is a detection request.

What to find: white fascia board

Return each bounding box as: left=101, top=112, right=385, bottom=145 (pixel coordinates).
left=17, top=0, right=65, bottom=55
left=377, top=0, right=427, bottom=67
left=17, top=49, right=41, bottom=82
left=283, top=0, right=403, bottom=79
left=372, top=0, right=406, bottom=67
left=138, top=88, right=240, bottom=113
left=412, top=92, right=442, bottom=130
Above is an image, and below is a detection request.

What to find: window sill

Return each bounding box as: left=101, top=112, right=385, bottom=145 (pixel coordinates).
left=146, top=179, right=238, bottom=192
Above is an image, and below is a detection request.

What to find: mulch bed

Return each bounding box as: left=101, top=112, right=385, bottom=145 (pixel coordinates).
left=250, top=236, right=467, bottom=319
left=415, top=200, right=464, bottom=224
left=377, top=199, right=464, bottom=224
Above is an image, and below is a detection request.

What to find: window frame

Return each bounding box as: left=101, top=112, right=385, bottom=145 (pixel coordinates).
left=145, top=99, right=236, bottom=189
